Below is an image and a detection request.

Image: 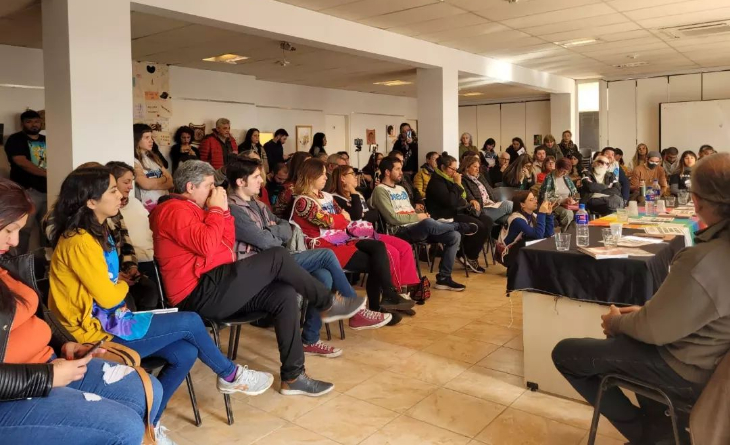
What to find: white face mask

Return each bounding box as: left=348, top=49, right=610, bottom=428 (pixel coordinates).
left=594, top=165, right=608, bottom=176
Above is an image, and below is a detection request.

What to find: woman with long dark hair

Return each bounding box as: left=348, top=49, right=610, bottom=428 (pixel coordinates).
left=133, top=123, right=172, bottom=211
left=499, top=190, right=554, bottom=271
left=309, top=132, right=327, bottom=157
left=47, top=167, right=275, bottom=433
left=241, top=128, right=269, bottom=175
left=502, top=153, right=536, bottom=190
left=0, top=178, right=165, bottom=444
left=361, top=152, right=384, bottom=188
left=505, top=137, right=527, bottom=163
left=291, top=159, right=414, bottom=315
left=273, top=151, right=311, bottom=218
left=669, top=150, right=697, bottom=196
left=169, top=126, right=199, bottom=173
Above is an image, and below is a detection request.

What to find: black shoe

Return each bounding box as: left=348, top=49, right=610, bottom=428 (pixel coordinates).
left=380, top=293, right=416, bottom=311
left=280, top=373, right=334, bottom=397
left=456, top=222, right=479, bottom=236
left=434, top=277, right=466, bottom=292
left=321, top=292, right=366, bottom=323
left=397, top=308, right=416, bottom=316
left=466, top=258, right=485, bottom=274
left=379, top=308, right=402, bottom=326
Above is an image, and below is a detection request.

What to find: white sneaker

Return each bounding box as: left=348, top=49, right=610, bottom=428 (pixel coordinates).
left=155, top=425, right=177, bottom=445
left=217, top=364, right=274, bottom=396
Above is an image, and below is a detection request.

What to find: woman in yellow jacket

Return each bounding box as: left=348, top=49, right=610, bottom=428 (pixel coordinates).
left=413, top=151, right=439, bottom=199
left=48, top=166, right=274, bottom=431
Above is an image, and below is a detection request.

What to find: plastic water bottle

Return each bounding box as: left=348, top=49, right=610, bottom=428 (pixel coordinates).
left=640, top=179, right=646, bottom=198
left=576, top=204, right=590, bottom=247
left=652, top=179, right=661, bottom=199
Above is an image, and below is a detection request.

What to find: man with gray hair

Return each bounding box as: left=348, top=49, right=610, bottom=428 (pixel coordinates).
left=199, top=117, right=238, bottom=169
left=553, top=153, right=730, bottom=444
left=150, top=160, right=365, bottom=396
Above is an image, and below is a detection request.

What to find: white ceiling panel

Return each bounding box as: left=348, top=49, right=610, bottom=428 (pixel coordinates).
left=623, top=0, right=730, bottom=20
left=606, top=0, right=688, bottom=12
left=499, top=3, right=615, bottom=29
left=387, top=13, right=489, bottom=36
left=471, top=0, right=602, bottom=21
left=275, top=0, right=360, bottom=10
left=634, top=7, right=730, bottom=29
left=538, top=22, right=640, bottom=44
left=321, top=0, right=438, bottom=21
left=521, top=13, right=630, bottom=37
left=359, top=2, right=464, bottom=29
left=418, top=23, right=508, bottom=43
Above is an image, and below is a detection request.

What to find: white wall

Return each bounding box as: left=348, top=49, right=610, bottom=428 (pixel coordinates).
left=606, top=70, right=730, bottom=161
left=459, top=100, right=551, bottom=154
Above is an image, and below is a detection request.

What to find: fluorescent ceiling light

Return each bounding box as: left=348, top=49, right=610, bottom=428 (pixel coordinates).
left=203, top=53, right=249, bottom=64
left=460, top=92, right=484, bottom=97
left=555, top=38, right=600, bottom=48
left=373, top=80, right=413, bottom=86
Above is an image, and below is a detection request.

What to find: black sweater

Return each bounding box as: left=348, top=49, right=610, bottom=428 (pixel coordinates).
left=425, top=172, right=468, bottom=220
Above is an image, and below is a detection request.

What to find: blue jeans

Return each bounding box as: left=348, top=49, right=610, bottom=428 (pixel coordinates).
left=293, top=249, right=357, bottom=344
left=115, top=311, right=236, bottom=423
left=396, top=218, right=461, bottom=280
left=0, top=358, right=163, bottom=444
left=482, top=201, right=513, bottom=225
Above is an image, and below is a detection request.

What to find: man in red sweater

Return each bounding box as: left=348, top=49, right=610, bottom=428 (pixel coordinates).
left=199, top=117, right=238, bottom=169
left=150, top=160, right=364, bottom=396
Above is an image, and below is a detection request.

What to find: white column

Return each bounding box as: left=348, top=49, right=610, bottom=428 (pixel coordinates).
left=550, top=88, right=577, bottom=143
left=42, top=0, right=133, bottom=200
left=417, top=67, right=459, bottom=165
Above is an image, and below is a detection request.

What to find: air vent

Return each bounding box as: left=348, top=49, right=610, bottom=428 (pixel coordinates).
left=660, top=21, right=730, bottom=39
left=613, top=61, right=649, bottom=69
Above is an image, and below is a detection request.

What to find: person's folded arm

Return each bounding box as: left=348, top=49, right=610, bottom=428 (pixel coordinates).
left=610, top=250, right=720, bottom=345
left=166, top=205, right=230, bottom=258
left=230, top=204, right=285, bottom=250
left=134, top=163, right=170, bottom=191
left=0, top=363, right=53, bottom=401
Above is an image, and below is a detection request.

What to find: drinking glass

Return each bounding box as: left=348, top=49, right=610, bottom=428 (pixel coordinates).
left=616, top=208, right=629, bottom=223
left=656, top=200, right=667, bottom=214
left=610, top=222, right=623, bottom=238
left=665, top=196, right=676, bottom=208
left=678, top=191, right=689, bottom=205
left=555, top=233, right=571, bottom=251
left=602, top=228, right=618, bottom=247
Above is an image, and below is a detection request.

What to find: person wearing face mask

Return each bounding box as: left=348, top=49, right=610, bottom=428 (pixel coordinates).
left=629, top=151, right=669, bottom=203
left=3, top=110, right=47, bottom=254
left=579, top=155, right=623, bottom=216
left=669, top=150, right=697, bottom=196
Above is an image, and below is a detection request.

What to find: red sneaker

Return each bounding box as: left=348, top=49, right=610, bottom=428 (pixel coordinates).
left=348, top=308, right=392, bottom=330
left=303, top=340, right=342, bottom=358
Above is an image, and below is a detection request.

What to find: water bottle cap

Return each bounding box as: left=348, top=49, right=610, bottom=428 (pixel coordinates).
left=579, top=204, right=585, bottom=209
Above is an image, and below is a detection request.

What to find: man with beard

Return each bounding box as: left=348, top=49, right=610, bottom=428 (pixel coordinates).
left=3, top=110, right=47, bottom=254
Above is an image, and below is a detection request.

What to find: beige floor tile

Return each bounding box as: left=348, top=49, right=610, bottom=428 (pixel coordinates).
left=364, top=324, right=444, bottom=349
left=511, top=391, right=594, bottom=430
left=294, top=394, right=398, bottom=445
left=504, top=333, right=524, bottom=351
left=408, top=313, right=475, bottom=334
left=360, top=415, right=471, bottom=445
left=176, top=399, right=287, bottom=445
left=387, top=351, right=470, bottom=385
left=422, top=335, right=500, bottom=364
left=480, top=308, right=522, bottom=329
left=303, top=356, right=383, bottom=392
left=252, top=424, right=339, bottom=445
left=342, top=338, right=418, bottom=369
left=345, top=371, right=438, bottom=413
left=578, top=432, right=625, bottom=445
left=407, top=388, right=506, bottom=437
left=476, top=346, right=525, bottom=376
left=246, top=386, right=340, bottom=421
left=452, top=321, right=521, bottom=346
left=445, top=365, right=526, bottom=405
left=475, top=408, right=586, bottom=445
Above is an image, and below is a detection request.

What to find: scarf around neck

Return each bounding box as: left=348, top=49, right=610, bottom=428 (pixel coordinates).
left=435, top=168, right=466, bottom=198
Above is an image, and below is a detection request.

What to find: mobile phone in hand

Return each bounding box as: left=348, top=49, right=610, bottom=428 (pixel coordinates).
left=80, top=340, right=105, bottom=359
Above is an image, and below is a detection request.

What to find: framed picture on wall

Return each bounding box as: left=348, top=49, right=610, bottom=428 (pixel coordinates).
left=296, top=125, right=312, bottom=152
left=366, top=128, right=376, bottom=145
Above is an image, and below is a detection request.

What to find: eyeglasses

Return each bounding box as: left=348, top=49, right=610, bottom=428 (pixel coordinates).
left=344, top=171, right=355, bottom=176
left=595, top=160, right=608, bottom=166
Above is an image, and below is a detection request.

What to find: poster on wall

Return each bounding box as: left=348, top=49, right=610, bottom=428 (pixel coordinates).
left=366, top=129, right=376, bottom=146
left=133, top=62, right=172, bottom=151
left=385, top=125, right=397, bottom=150
left=533, top=134, right=542, bottom=146
left=296, top=126, right=312, bottom=152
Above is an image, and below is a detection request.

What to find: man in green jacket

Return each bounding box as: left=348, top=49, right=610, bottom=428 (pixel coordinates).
left=552, top=153, right=730, bottom=445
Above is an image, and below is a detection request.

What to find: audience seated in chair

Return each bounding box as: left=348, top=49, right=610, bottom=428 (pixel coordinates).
left=601, top=147, right=630, bottom=203
left=426, top=154, right=492, bottom=274
left=502, top=154, right=536, bottom=190
left=289, top=158, right=415, bottom=315
left=388, top=151, right=424, bottom=208
left=370, top=157, right=474, bottom=292
left=46, top=166, right=274, bottom=441
left=629, top=150, right=669, bottom=204
left=669, top=150, right=697, bottom=197
left=0, top=178, right=167, bottom=445
left=538, top=157, right=578, bottom=231
left=413, top=151, right=439, bottom=199
left=531, top=146, right=547, bottom=178
left=329, top=165, right=380, bottom=225
left=489, top=151, right=512, bottom=187
left=536, top=156, right=556, bottom=184
left=149, top=160, right=363, bottom=397
left=552, top=153, right=730, bottom=445
left=273, top=151, right=311, bottom=219
left=498, top=191, right=555, bottom=270
left=460, top=156, right=514, bottom=226
left=225, top=158, right=389, bottom=358
left=579, top=154, right=624, bottom=217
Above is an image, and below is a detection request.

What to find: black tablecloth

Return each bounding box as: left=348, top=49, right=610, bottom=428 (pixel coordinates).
left=508, top=226, right=685, bottom=305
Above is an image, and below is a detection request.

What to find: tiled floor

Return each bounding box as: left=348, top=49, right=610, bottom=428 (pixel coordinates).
left=163, top=262, right=627, bottom=445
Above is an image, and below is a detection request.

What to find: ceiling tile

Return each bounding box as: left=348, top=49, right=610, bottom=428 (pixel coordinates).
left=623, top=0, right=730, bottom=20
left=520, top=13, right=629, bottom=37
left=130, top=11, right=191, bottom=39
left=359, top=3, right=464, bottom=29
left=537, top=22, right=640, bottom=43
left=471, top=0, right=602, bottom=21
left=274, top=0, right=360, bottom=10
left=419, top=22, right=507, bottom=43
left=635, top=7, right=730, bottom=29
left=321, top=0, right=438, bottom=21
left=499, top=3, right=616, bottom=29
left=605, top=0, right=688, bottom=12
left=387, top=12, right=488, bottom=36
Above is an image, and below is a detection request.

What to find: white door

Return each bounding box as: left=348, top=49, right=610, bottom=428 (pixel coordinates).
left=325, top=114, right=348, bottom=155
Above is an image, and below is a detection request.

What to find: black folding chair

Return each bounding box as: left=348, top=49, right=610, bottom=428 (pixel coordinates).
left=586, top=374, right=693, bottom=445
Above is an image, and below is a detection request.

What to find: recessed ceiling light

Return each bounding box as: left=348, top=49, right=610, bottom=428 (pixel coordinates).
left=373, top=80, right=413, bottom=86
left=460, top=92, right=484, bottom=97
left=202, top=53, right=249, bottom=64
left=554, top=38, right=600, bottom=48
left=613, top=61, right=649, bottom=68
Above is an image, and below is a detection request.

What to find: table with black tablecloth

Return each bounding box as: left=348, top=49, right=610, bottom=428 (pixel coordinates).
left=509, top=226, right=685, bottom=400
